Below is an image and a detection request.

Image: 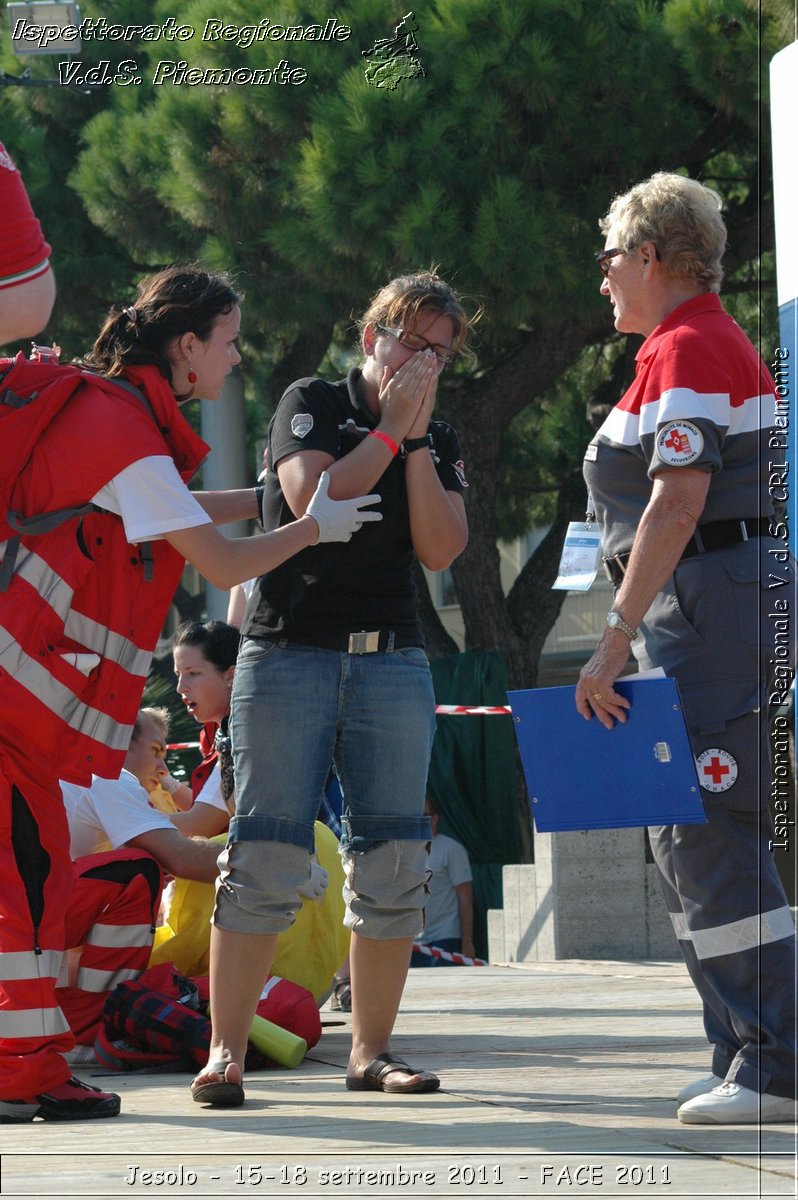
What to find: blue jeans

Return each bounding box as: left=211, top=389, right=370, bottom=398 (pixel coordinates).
left=229, top=639, right=435, bottom=852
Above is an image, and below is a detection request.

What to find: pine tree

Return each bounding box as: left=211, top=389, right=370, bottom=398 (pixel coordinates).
left=12, top=0, right=788, bottom=686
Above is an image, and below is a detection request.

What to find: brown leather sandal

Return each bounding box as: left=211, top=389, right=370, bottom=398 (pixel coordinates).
left=345, top=1053, right=440, bottom=1094
left=191, top=1061, right=245, bottom=1108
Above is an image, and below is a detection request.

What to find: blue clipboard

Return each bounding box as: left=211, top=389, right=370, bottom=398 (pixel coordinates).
left=508, top=677, right=706, bottom=832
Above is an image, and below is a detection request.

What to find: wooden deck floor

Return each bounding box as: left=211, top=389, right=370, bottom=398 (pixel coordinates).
left=1, top=960, right=794, bottom=1197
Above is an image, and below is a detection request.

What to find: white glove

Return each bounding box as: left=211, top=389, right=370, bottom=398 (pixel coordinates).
left=297, top=859, right=329, bottom=901
left=159, top=773, right=182, bottom=795
left=306, top=471, right=382, bottom=543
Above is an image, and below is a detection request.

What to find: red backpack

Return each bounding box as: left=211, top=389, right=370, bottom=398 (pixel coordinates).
left=94, top=962, right=321, bottom=1072
left=0, top=346, right=156, bottom=589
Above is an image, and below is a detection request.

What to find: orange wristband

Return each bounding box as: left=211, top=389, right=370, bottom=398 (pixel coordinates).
left=368, top=429, right=400, bottom=456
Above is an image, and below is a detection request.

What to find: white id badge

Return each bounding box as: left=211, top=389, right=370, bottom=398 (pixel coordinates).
left=551, top=522, right=603, bottom=591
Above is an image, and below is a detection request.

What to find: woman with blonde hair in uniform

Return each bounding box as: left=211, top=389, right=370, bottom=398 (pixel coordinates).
left=578, top=174, right=796, bottom=1125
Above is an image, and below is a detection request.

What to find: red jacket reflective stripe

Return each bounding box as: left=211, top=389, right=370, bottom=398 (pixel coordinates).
left=0, top=363, right=208, bottom=783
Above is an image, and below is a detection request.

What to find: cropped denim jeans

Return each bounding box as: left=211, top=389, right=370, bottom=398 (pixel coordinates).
left=213, top=638, right=435, bottom=938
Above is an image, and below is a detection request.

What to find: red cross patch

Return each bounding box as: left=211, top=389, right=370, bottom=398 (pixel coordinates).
left=656, top=420, right=704, bottom=466
left=695, top=747, right=738, bottom=793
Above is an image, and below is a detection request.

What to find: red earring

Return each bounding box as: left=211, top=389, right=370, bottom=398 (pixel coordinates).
left=187, top=370, right=197, bottom=384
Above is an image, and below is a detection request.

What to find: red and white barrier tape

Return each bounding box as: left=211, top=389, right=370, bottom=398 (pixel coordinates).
left=434, top=704, right=512, bottom=715
left=166, top=705, right=512, bottom=750
left=412, top=942, right=488, bottom=966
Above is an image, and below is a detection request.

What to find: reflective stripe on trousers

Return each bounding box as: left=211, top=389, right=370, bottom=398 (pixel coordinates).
left=669, top=905, right=795, bottom=960
left=56, top=851, right=162, bottom=1045
left=0, top=1006, right=70, bottom=1039
left=0, top=948, right=70, bottom=1038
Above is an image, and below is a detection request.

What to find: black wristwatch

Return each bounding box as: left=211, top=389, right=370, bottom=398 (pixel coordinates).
left=254, top=485, right=265, bottom=525
left=402, top=433, right=433, bottom=456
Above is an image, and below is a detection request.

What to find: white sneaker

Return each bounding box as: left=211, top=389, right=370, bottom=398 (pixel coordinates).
left=676, top=1073, right=724, bottom=1103
left=64, top=1045, right=98, bottom=1067
left=678, top=1081, right=797, bottom=1124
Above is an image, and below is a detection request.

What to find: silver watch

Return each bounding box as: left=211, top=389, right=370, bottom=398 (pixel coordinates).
left=607, top=610, right=637, bottom=641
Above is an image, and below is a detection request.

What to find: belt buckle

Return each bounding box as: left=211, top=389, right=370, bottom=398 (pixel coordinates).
left=348, top=630, right=380, bottom=654
left=602, top=554, right=627, bottom=582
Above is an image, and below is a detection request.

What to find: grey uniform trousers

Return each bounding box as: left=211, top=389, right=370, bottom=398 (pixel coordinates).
left=636, top=539, right=796, bottom=1098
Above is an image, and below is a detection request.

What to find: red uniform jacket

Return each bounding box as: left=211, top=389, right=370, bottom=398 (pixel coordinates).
left=0, top=361, right=208, bottom=782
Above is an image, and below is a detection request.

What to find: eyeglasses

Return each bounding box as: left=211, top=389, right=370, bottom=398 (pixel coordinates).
left=376, top=323, right=457, bottom=366
left=595, top=248, right=624, bottom=276
left=595, top=244, right=661, bottom=275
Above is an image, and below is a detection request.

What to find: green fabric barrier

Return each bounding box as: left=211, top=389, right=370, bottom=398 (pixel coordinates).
left=427, top=650, right=522, bottom=959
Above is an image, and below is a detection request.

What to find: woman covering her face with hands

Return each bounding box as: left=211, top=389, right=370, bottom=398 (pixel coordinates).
left=192, top=270, right=476, bottom=1107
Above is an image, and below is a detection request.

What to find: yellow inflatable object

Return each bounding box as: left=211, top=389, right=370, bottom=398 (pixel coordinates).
left=149, top=822, right=349, bottom=1003
left=147, top=783, right=179, bottom=814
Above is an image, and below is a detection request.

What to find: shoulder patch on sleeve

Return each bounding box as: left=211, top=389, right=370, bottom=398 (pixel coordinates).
left=290, top=413, right=314, bottom=439
left=655, top=420, right=704, bottom=466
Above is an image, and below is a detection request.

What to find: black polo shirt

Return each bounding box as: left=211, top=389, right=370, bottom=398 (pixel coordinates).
left=243, top=369, right=466, bottom=648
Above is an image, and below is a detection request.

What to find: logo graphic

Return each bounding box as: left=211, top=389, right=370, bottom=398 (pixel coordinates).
left=362, top=11, right=426, bottom=90
left=696, top=748, right=738, bottom=793
left=656, top=420, right=704, bottom=466
left=290, top=413, right=314, bottom=438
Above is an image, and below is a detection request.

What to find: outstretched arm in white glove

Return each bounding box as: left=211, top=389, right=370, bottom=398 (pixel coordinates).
left=305, top=471, right=382, bottom=543
left=297, top=858, right=330, bottom=902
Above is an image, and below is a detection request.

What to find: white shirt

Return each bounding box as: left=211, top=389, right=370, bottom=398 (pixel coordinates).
left=59, top=455, right=212, bottom=677
left=61, top=768, right=174, bottom=859
left=92, top=455, right=211, bottom=544
left=423, top=833, right=473, bottom=944
left=194, top=761, right=228, bottom=813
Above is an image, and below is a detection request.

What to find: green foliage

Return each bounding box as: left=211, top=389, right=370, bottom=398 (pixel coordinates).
left=724, top=250, right=780, bottom=354
left=495, top=343, right=612, bottom=540
left=48, top=2, right=675, bottom=356
left=3, top=0, right=788, bottom=680
left=0, top=0, right=179, bottom=356
left=664, top=0, right=783, bottom=114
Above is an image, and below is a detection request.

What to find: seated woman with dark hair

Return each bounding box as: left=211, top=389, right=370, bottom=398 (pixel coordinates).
left=149, top=619, right=350, bottom=1002
left=169, top=619, right=241, bottom=838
